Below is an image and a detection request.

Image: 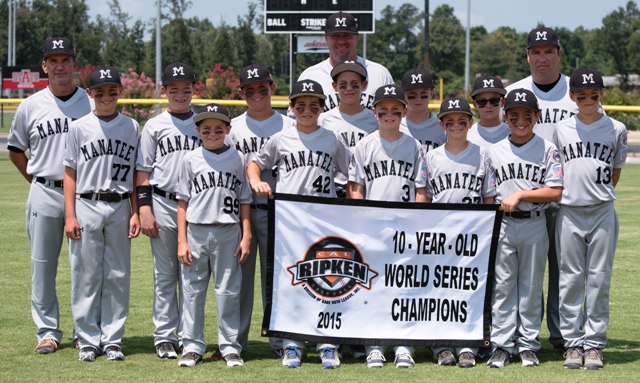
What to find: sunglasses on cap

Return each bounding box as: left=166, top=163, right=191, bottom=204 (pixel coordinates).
left=475, top=97, right=502, bottom=108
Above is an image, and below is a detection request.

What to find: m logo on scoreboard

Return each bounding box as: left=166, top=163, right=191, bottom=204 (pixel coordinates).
left=287, top=237, right=378, bottom=302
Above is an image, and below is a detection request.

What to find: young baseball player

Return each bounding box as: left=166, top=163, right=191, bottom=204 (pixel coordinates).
left=554, top=68, right=627, bottom=370
left=230, top=63, right=294, bottom=356
left=319, top=60, right=378, bottom=198
left=400, top=68, right=446, bottom=155
left=175, top=104, right=252, bottom=368
left=135, top=63, right=200, bottom=359
left=7, top=37, right=92, bottom=354
left=468, top=75, right=510, bottom=150
left=248, top=80, right=350, bottom=369
left=349, top=84, right=427, bottom=369
left=426, top=97, right=496, bottom=368
left=63, top=66, right=140, bottom=362
left=486, top=88, right=563, bottom=368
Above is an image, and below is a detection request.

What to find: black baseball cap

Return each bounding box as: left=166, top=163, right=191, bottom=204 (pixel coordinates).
left=569, top=67, right=604, bottom=91
left=470, top=75, right=507, bottom=98
left=372, top=84, right=407, bottom=107
left=437, top=97, right=473, bottom=119
left=401, top=68, right=434, bottom=90
left=239, top=64, right=273, bottom=87
left=88, top=66, right=122, bottom=89
left=162, top=62, right=196, bottom=86
left=330, top=60, right=367, bottom=81
left=325, top=12, right=358, bottom=35
left=194, top=103, right=231, bottom=124
left=504, top=88, right=540, bottom=111
left=527, top=27, right=560, bottom=49
left=289, top=80, right=326, bottom=101
left=42, top=37, right=75, bottom=59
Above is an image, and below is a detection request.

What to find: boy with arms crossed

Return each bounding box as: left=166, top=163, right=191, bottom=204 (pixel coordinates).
left=64, top=67, right=140, bottom=362
left=426, top=97, right=496, bottom=368
left=248, top=80, right=350, bottom=369
left=176, top=104, right=252, bottom=368
left=486, top=89, right=563, bottom=368
left=349, top=84, right=427, bottom=369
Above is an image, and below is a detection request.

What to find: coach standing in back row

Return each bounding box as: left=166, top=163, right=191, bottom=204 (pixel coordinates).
left=7, top=37, right=93, bottom=354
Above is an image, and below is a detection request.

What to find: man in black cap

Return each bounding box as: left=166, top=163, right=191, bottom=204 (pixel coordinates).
left=7, top=36, right=93, bottom=354
left=298, top=11, right=393, bottom=112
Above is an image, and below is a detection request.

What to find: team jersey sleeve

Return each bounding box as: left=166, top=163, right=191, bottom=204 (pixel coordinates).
left=424, top=151, right=434, bottom=199
left=334, top=133, right=351, bottom=176
left=543, top=143, right=563, bottom=188
left=348, top=142, right=365, bottom=185
left=6, top=101, right=30, bottom=151
left=238, top=157, right=253, bottom=205
left=63, top=121, right=79, bottom=170
left=175, top=155, right=192, bottom=202
left=613, top=121, right=628, bottom=169
left=413, top=143, right=427, bottom=189
left=481, top=150, right=497, bottom=198
left=135, top=122, right=157, bottom=172
left=253, top=131, right=281, bottom=171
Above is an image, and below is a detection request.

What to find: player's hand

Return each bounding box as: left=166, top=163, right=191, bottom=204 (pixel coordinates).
left=250, top=180, right=272, bottom=198
left=177, top=242, right=192, bottom=266
left=234, top=237, right=252, bottom=265
left=129, top=213, right=141, bottom=239
left=65, top=217, right=81, bottom=241
left=500, top=191, right=522, bottom=213
left=140, top=205, right=160, bottom=238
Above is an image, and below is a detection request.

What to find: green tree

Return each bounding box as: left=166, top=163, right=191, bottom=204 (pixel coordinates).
left=429, top=4, right=465, bottom=95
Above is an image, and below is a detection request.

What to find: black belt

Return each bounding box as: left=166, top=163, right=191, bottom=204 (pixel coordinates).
left=251, top=204, right=269, bottom=210
left=504, top=210, right=543, bottom=219
left=153, top=187, right=178, bottom=201
left=35, top=177, right=63, bottom=188
left=79, top=192, right=129, bottom=203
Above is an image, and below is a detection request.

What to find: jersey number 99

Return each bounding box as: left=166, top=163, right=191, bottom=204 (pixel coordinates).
left=223, top=196, right=240, bottom=215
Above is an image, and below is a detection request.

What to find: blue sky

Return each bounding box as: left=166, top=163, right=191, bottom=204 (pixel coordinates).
left=87, top=0, right=634, bottom=34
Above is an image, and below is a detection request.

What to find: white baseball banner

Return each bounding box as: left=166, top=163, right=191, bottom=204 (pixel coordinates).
left=263, top=194, right=501, bottom=347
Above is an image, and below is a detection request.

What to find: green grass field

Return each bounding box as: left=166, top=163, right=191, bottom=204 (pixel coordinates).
left=0, top=152, right=639, bottom=382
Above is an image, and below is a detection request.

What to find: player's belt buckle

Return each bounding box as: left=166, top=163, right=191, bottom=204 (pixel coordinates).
left=34, top=177, right=63, bottom=188
left=505, top=210, right=542, bottom=219
left=79, top=192, right=129, bottom=203
left=251, top=204, right=269, bottom=210
left=153, top=187, right=178, bottom=201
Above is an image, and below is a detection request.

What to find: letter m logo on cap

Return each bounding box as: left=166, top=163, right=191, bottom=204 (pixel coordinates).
left=52, top=40, right=64, bottom=49
left=247, top=68, right=259, bottom=79
left=536, top=31, right=548, bottom=41
left=384, top=86, right=396, bottom=95
left=515, top=92, right=527, bottom=102
left=448, top=99, right=460, bottom=109
left=411, top=74, right=423, bottom=84
left=172, top=66, right=185, bottom=77
left=335, top=17, right=347, bottom=27
left=302, top=82, right=314, bottom=92
left=582, top=73, right=595, bottom=84
left=483, top=79, right=495, bottom=88
left=207, top=106, right=218, bottom=112
left=99, top=69, right=112, bottom=79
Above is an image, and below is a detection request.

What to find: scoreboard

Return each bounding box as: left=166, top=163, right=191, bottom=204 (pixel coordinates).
left=264, top=0, right=374, bottom=33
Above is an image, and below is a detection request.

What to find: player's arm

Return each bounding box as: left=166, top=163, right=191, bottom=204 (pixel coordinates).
left=63, top=166, right=81, bottom=240
left=128, top=188, right=141, bottom=239
left=234, top=204, right=252, bottom=265
left=612, top=168, right=622, bottom=188
left=500, top=186, right=562, bottom=213
left=416, top=187, right=428, bottom=202
left=135, top=170, right=159, bottom=238
left=247, top=161, right=272, bottom=197
left=348, top=181, right=364, bottom=200
left=483, top=196, right=496, bottom=205
left=8, top=149, right=32, bottom=183
left=176, top=199, right=192, bottom=266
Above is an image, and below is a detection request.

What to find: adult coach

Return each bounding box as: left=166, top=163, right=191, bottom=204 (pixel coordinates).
left=298, top=11, right=393, bottom=111
left=506, top=27, right=578, bottom=350
left=7, top=37, right=92, bottom=354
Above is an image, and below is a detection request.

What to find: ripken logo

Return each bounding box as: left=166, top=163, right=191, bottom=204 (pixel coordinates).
left=288, top=237, right=378, bottom=301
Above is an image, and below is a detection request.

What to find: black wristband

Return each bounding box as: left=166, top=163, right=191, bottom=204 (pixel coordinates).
left=137, top=185, right=153, bottom=207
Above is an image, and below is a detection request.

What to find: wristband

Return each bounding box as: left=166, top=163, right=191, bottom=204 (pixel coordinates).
left=137, top=185, right=153, bottom=207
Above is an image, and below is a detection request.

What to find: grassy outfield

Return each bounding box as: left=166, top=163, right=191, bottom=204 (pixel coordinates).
left=0, top=152, right=638, bottom=382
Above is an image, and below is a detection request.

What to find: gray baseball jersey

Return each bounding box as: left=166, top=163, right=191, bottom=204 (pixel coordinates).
left=349, top=131, right=426, bottom=201
left=8, top=86, right=92, bottom=344
left=298, top=57, right=393, bottom=111
left=175, top=147, right=252, bottom=224
left=64, top=113, right=140, bottom=193
left=425, top=143, right=496, bottom=203
left=506, top=75, right=578, bottom=142
left=553, top=115, right=627, bottom=206
left=253, top=127, right=350, bottom=197
left=400, top=114, right=446, bottom=154
left=487, top=135, right=563, bottom=211
left=467, top=122, right=511, bottom=151
left=136, top=111, right=202, bottom=193
left=65, top=112, right=139, bottom=352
